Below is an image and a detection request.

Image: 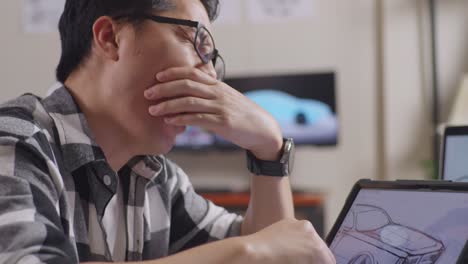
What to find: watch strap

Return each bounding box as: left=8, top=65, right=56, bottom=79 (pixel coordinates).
left=246, top=150, right=288, bottom=177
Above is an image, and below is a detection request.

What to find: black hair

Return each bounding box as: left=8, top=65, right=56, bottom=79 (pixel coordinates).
left=56, top=0, right=219, bottom=83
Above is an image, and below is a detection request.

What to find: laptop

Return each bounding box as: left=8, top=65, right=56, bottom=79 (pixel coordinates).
left=440, top=125, right=468, bottom=182
left=326, top=179, right=468, bottom=264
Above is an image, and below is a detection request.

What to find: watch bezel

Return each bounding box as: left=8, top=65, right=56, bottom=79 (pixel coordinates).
left=280, top=138, right=295, bottom=175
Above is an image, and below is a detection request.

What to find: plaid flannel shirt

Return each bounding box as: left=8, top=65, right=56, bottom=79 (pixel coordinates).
left=0, top=84, right=243, bottom=263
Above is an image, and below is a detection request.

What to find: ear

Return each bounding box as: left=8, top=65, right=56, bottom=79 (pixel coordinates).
left=92, top=16, right=121, bottom=61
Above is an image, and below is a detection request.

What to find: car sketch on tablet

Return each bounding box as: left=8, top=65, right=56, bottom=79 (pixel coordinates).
left=330, top=189, right=468, bottom=264
left=331, top=204, right=444, bottom=264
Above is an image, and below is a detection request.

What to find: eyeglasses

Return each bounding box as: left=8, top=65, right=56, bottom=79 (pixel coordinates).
left=115, top=14, right=226, bottom=81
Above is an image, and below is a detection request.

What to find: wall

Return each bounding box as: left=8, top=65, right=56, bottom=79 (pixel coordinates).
left=437, top=0, right=468, bottom=120
left=383, top=0, right=468, bottom=181
left=0, top=1, right=61, bottom=99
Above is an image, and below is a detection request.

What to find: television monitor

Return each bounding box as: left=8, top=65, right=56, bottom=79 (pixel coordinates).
left=174, top=72, right=338, bottom=149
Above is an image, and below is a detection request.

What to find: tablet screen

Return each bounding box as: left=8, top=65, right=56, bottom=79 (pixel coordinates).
left=330, top=189, right=468, bottom=263
left=444, top=134, right=468, bottom=181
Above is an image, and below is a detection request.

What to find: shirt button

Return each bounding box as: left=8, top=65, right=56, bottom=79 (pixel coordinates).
left=103, top=175, right=112, bottom=186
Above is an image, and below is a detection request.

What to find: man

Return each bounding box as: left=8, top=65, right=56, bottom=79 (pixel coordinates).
left=0, top=0, right=335, bottom=263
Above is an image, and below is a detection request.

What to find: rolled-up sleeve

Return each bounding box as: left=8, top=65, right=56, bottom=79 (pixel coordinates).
left=0, top=140, right=78, bottom=264
left=167, top=160, right=243, bottom=254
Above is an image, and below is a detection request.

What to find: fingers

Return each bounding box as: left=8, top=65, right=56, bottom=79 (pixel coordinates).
left=321, top=241, right=336, bottom=263
left=327, top=248, right=337, bottom=264
left=157, top=67, right=218, bottom=85
left=164, top=113, right=224, bottom=131
left=253, top=219, right=336, bottom=264
left=148, top=97, right=220, bottom=117
left=296, top=220, right=336, bottom=263
left=298, top=220, right=315, bottom=231
left=145, top=79, right=217, bottom=101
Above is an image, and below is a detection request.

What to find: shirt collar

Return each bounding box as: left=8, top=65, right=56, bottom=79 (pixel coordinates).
left=126, top=155, right=166, bottom=183
left=42, top=84, right=102, bottom=172
left=42, top=83, right=165, bottom=182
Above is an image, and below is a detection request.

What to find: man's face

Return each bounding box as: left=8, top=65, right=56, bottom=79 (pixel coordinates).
left=104, top=0, right=216, bottom=155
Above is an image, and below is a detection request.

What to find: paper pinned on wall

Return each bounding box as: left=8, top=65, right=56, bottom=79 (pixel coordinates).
left=247, top=0, right=314, bottom=24
left=215, top=0, right=243, bottom=26
left=24, top=0, right=64, bottom=33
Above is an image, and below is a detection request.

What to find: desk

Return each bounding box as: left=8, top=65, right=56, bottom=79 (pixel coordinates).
left=200, top=191, right=325, bottom=237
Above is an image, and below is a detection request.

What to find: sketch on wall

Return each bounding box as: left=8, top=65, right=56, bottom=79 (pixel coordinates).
left=215, top=0, right=243, bottom=26
left=24, top=0, right=64, bottom=33
left=23, top=0, right=314, bottom=31
left=247, top=0, right=314, bottom=24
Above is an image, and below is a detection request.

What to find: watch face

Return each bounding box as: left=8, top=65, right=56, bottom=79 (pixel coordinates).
left=288, top=140, right=295, bottom=175
left=281, top=138, right=295, bottom=175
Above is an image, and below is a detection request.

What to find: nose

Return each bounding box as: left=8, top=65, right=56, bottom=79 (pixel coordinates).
left=197, top=61, right=217, bottom=80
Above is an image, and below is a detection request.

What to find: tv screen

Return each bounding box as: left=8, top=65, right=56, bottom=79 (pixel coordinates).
left=175, top=72, right=338, bottom=149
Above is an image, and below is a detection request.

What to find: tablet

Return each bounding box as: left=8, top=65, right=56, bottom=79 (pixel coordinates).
left=326, top=179, right=468, bottom=264
left=440, top=125, right=468, bottom=181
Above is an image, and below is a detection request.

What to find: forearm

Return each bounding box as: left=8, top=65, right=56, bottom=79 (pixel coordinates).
left=83, top=237, right=255, bottom=264
left=242, top=175, right=295, bottom=235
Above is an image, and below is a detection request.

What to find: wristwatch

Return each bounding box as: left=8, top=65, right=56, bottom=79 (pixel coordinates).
left=246, top=138, right=295, bottom=177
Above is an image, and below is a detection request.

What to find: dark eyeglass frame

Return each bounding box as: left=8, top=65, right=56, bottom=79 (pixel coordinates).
left=114, top=14, right=225, bottom=80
